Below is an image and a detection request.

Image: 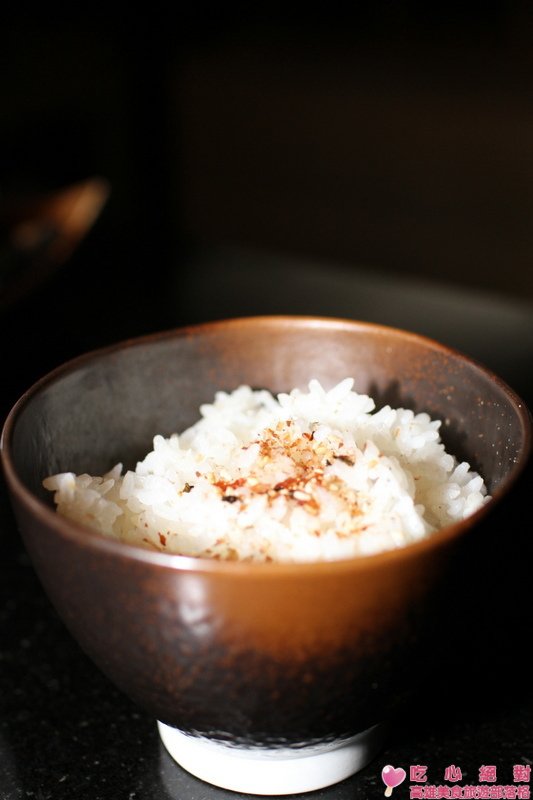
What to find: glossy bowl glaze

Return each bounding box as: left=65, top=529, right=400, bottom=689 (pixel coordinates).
left=1, top=317, right=530, bottom=794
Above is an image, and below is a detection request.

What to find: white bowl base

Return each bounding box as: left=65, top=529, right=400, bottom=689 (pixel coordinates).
left=157, top=720, right=385, bottom=795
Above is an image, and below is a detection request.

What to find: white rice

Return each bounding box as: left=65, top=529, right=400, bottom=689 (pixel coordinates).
left=43, top=378, right=489, bottom=562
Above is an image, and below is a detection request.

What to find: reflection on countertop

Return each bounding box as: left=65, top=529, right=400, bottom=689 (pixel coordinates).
left=180, top=246, right=533, bottom=405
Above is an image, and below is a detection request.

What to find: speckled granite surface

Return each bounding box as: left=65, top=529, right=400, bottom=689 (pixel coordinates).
left=1, top=250, right=532, bottom=799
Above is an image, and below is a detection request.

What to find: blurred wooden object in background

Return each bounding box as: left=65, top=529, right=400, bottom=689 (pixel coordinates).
left=0, top=178, right=109, bottom=310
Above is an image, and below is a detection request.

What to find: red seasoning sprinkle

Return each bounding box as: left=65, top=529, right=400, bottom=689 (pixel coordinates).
left=208, top=420, right=362, bottom=525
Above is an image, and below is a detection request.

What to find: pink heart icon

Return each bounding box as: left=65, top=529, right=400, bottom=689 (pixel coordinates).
left=382, top=765, right=407, bottom=796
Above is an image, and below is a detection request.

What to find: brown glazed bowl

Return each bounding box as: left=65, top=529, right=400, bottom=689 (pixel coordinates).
left=1, top=316, right=531, bottom=795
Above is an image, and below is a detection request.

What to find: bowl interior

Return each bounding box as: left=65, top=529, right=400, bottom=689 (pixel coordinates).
left=8, top=317, right=530, bottom=507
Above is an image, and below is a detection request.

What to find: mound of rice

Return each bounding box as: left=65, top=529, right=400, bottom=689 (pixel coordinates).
left=43, top=378, right=489, bottom=562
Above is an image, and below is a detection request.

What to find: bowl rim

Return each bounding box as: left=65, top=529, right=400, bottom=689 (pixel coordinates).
left=1, top=314, right=531, bottom=577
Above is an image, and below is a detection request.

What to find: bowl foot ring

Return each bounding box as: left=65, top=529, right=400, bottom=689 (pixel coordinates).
left=158, top=720, right=386, bottom=795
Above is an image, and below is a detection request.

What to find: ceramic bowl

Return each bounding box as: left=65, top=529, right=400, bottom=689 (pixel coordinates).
left=1, top=316, right=530, bottom=795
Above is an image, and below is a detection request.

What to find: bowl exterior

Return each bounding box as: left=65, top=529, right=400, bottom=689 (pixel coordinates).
left=2, top=316, right=530, bottom=748
left=10, top=490, right=457, bottom=746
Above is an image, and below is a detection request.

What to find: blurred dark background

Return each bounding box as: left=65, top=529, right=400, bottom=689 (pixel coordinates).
left=1, top=3, right=533, bottom=410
